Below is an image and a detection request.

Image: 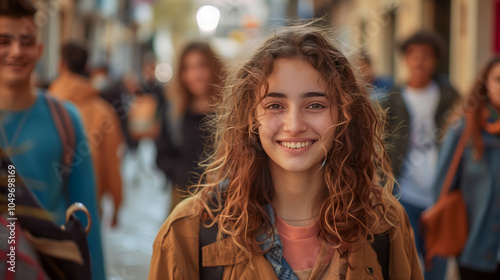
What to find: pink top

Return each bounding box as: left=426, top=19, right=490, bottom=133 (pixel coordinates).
left=276, top=216, right=323, bottom=271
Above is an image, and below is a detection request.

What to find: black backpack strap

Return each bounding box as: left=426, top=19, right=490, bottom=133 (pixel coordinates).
left=199, top=184, right=227, bottom=280
left=199, top=222, right=223, bottom=280
left=371, top=232, right=390, bottom=279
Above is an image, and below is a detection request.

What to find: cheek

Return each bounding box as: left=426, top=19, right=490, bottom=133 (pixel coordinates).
left=318, top=123, right=336, bottom=147
left=488, top=86, right=500, bottom=107
left=256, top=113, right=281, bottom=142
left=200, top=68, right=211, bottom=82
left=488, top=81, right=500, bottom=94
left=257, top=117, right=274, bottom=139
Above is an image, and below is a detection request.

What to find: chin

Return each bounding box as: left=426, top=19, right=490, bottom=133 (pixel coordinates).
left=274, top=160, right=320, bottom=173
left=6, top=77, right=31, bottom=87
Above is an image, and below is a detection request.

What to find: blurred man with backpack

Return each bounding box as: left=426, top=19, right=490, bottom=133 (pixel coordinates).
left=0, top=0, right=105, bottom=279
left=49, top=42, right=124, bottom=228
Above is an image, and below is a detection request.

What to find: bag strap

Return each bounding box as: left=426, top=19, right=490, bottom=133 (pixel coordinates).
left=437, top=121, right=470, bottom=199
left=199, top=222, right=223, bottom=280
left=43, top=94, right=76, bottom=171
left=372, top=233, right=390, bottom=279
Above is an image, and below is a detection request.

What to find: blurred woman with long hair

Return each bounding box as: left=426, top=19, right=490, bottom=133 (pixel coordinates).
left=156, top=41, right=223, bottom=212
left=432, top=56, right=500, bottom=279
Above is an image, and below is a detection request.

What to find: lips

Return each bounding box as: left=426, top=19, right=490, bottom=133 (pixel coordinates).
left=277, top=140, right=317, bottom=150
left=5, top=62, right=27, bottom=71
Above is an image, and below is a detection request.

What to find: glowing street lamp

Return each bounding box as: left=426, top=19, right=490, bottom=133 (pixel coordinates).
left=196, top=5, right=221, bottom=35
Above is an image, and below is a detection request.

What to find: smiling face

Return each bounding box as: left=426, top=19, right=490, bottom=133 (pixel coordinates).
left=404, top=44, right=437, bottom=87
left=487, top=62, right=500, bottom=110
left=181, top=50, right=212, bottom=97
left=255, top=58, right=338, bottom=173
left=0, top=16, right=43, bottom=88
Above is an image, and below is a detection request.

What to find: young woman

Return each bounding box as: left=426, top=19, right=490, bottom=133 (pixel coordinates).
left=432, top=56, right=500, bottom=279
left=149, top=25, right=422, bottom=280
left=155, top=41, right=223, bottom=212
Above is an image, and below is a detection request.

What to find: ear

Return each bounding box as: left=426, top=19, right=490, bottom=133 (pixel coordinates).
left=37, top=43, right=44, bottom=59
left=58, top=59, right=66, bottom=73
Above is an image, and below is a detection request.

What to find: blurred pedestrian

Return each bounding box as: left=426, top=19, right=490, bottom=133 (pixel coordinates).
left=379, top=30, right=460, bottom=278
left=432, top=56, right=500, bottom=279
left=129, top=54, right=167, bottom=142
left=0, top=1, right=105, bottom=279
left=149, top=24, right=422, bottom=280
left=90, top=64, right=112, bottom=95
left=101, top=72, right=141, bottom=150
left=155, top=41, right=222, bottom=213
left=49, top=42, right=124, bottom=230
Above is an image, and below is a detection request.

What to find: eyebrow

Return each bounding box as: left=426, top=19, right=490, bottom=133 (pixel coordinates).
left=0, top=34, right=36, bottom=39
left=267, top=91, right=326, bottom=98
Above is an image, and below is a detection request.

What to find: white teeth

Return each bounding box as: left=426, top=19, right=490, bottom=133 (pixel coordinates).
left=280, top=141, right=314, bottom=149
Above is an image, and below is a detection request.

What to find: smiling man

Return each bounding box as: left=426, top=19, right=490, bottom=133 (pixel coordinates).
left=0, top=1, right=105, bottom=279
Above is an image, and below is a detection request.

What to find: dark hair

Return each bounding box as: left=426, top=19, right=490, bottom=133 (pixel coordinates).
left=61, top=42, right=88, bottom=76
left=400, top=30, right=445, bottom=60
left=0, top=0, right=37, bottom=18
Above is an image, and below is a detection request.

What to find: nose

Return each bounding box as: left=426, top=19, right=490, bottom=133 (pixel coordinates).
left=9, top=41, right=22, bottom=57
left=282, top=107, right=307, bottom=135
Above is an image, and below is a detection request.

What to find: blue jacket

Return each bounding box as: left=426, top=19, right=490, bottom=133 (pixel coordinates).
left=433, top=120, right=500, bottom=271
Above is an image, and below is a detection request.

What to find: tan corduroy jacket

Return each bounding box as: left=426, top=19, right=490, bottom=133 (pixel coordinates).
left=49, top=72, right=124, bottom=218
left=148, top=196, right=423, bottom=280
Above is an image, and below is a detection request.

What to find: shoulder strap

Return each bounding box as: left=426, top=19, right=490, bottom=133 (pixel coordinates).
left=438, top=121, right=470, bottom=198
left=199, top=186, right=227, bottom=280
left=199, top=222, right=223, bottom=280
left=43, top=94, right=76, bottom=184
left=372, top=232, right=390, bottom=279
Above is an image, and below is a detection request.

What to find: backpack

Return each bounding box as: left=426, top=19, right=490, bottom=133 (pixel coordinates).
left=0, top=94, right=93, bottom=280
left=199, top=197, right=390, bottom=280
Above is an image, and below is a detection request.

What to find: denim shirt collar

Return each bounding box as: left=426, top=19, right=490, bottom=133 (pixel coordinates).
left=257, top=204, right=300, bottom=280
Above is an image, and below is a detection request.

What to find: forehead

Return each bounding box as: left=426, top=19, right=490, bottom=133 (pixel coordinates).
left=489, top=63, right=500, bottom=77
left=184, top=50, right=207, bottom=63
left=266, top=58, right=325, bottom=91
left=405, top=44, right=435, bottom=57
left=0, top=16, right=37, bottom=36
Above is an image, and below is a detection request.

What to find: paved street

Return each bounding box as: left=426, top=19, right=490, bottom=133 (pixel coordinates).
left=101, top=140, right=170, bottom=280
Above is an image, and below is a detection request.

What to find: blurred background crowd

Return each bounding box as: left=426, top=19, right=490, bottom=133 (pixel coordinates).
left=2, top=0, right=500, bottom=279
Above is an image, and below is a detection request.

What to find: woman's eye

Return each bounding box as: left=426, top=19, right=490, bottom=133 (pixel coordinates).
left=266, top=104, right=284, bottom=109
left=307, top=103, right=326, bottom=109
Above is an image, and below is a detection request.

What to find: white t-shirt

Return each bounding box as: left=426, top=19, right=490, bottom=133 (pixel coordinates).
left=398, top=81, right=440, bottom=208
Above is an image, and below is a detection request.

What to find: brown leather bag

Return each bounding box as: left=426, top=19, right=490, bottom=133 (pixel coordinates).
left=420, top=122, right=470, bottom=266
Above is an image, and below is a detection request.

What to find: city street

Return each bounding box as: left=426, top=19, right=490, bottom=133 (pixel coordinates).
left=101, top=140, right=170, bottom=280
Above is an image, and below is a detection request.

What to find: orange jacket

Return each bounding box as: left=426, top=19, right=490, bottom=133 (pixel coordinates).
left=49, top=72, right=123, bottom=217
left=148, top=196, right=423, bottom=280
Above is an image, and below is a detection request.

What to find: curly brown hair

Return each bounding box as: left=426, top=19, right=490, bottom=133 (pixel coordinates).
left=194, top=22, right=398, bottom=259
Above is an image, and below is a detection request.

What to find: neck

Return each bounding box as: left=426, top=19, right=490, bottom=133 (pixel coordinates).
left=190, top=94, right=211, bottom=114
left=407, top=79, right=431, bottom=89
left=271, top=163, right=324, bottom=227
left=0, top=83, right=36, bottom=111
